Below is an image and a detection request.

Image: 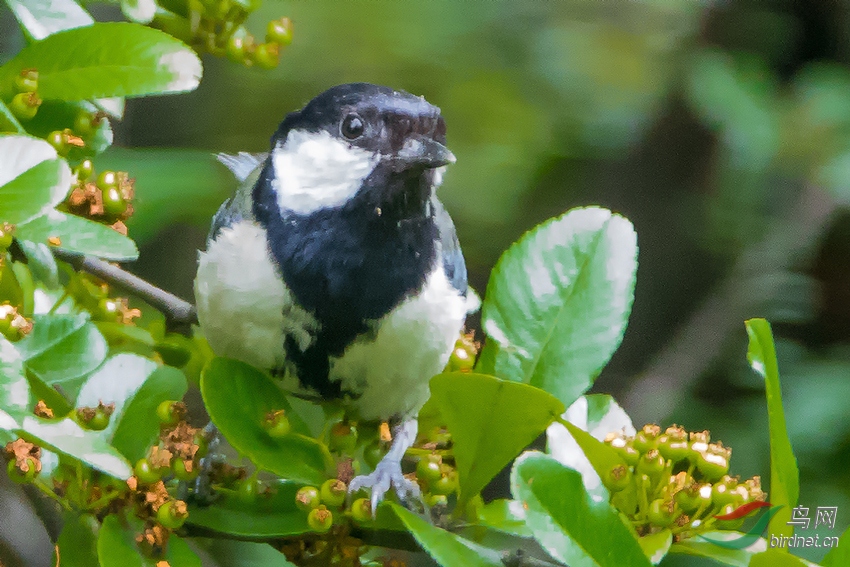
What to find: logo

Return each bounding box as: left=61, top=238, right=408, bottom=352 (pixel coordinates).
left=698, top=502, right=782, bottom=550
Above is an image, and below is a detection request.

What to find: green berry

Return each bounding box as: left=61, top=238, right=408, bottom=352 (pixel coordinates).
left=602, top=464, right=632, bottom=492
left=172, top=458, right=199, bottom=481
left=416, top=455, right=442, bottom=484
left=425, top=493, right=448, bottom=507
left=636, top=448, right=666, bottom=477
left=14, top=69, right=38, bottom=93
left=225, top=34, right=247, bottom=63
left=711, top=479, right=743, bottom=508
left=102, top=186, right=127, bottom=220
left=75, top=159, right=94, bottom=181
left=156, top=400, right=181, bottom=426
left=715, top=503, right=745, bottom=530
left=266, top=17, right=293, bottom=45
left=697, top=443, right=730, bottom=482
left=7, top=458, right=38, bottom=484
left=633, top=424, right=661, bottom=453
left=9, top=92, right=40, bottom=121
left=648, top=498, right=676, bottom=528
left=430, top=471, right=458, bottom=496
left=0, top=223, right=14, bottom=251
left=295, top=485, right=321, bottom=511
left=96, top=170, right=117, bottom=189
left=263, top=410, right=291, bottom=438
left=156, top=500, right=188, bottom=529
left=676, top=482, right=710, bottom=513
left=193, top=432, right=209, bottom=459
left=237, top=474, right=260, bottom=504
left=252, top=42, right=280, bottom=69
left=86, top=407, right=111, bottom=431
left=307, top=505, right=333, bottom=532
left=134, top=458, right=162, bottom=484
left=657, top=425, right=690, bottom=463
left=320, top=478, right=346, bottom=507
left=350, top=497, right=372, bottom=523
left=328, top=422, right=357, bottom=453
left=73, top=111, right=94, bottom=136
left=46, top=130, right=68, bottom=155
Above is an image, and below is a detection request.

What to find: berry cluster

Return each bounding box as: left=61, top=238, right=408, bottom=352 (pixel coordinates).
left=445, top=331, right=478, bottom=373
left=66, top=164, right=135, bottom=235
left=0, top=302, right=33, bottom=342
left=603, top=425, right=766, bottom=540
left=153, top=0, right=293, bottom=69
left=295, top=479, right=351, bottom=532
left=5, top=69, right=42, bottom=123
left=65, top=270, right=141, bottom=325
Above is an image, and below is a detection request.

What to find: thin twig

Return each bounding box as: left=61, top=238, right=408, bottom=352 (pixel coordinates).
left=50, top=248, right=198, bottom=335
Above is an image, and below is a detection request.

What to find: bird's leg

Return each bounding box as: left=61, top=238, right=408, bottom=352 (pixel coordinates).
left=349, top=418, right=422, bottom=514
left=191, top=421, right=224, bottom=504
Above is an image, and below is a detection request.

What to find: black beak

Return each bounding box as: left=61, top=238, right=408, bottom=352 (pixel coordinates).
left=394, top=135, right=456, bottom=169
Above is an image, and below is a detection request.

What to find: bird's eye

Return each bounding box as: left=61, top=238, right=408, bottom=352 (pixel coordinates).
left=340, top=114, right=364, bottom=140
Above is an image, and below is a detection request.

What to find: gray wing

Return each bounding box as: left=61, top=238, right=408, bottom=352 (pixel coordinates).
left=208, top=152, right=268, bottom=242
left=433, top=197, right=467, bottom=296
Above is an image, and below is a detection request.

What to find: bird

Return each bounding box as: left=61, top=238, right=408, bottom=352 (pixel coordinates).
left=193, top=83, right=472, bottom=508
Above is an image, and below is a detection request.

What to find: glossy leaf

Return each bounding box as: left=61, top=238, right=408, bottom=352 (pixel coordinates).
left=669, top=533, right=767, bottom=567
left=0, top=337, right=29, bottom=428
left=745, top=318, right=799, bottom=541
left=547, top=394, right=634, bottom=498
left=121, top=0, right=156, bottom=23
left=477, top=499, right=532, bottom=538
left=749, top=549, right=811, bottom=567
left=187, top=481, right=311, bottom=538
left=191, top=539, right=296, bottom=567
left=17, top=210, right=138, bottom=261
left=511, top=451, right=651, bottom=567
left=98, top=514, right=200, bottom=567
left=638, top=529, right=672, bottom=565
left=16, top=313, right=108, bottom=401
left=16, top=414, right=132, bottom=478
left=821, top=524, right=850, bottom=567
left=428, top=372, right=564, bottom=507
left=388, top=503, right=503, bottom=567
left=200, top=358, right=333, bottom=484
left=477, top=206, right=638, bottom=407
left=0, top=100, right=25, bottom=133
left=0, top=136, right=71, bottom=225
left=56, top=512, right=99, bottom=567
left=0, top=23, right=202, bottom=101
left=16, top=240, right=59, bottom=289
left=110, top=365, right=187, bottom=462
left=3, top=0, right=93, bottom=40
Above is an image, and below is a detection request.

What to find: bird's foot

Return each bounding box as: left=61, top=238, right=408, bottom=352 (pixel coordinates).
left=349, top=455, right=422, bottom=514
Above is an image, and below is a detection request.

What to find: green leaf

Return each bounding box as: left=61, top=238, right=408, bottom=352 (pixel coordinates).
left=17, top=210, right=138, bottom=261
left=16, top=313, right=108, bottom=401
left=3, top=0, right=93, bottom=40
left=547, top=394, right=634, bottom=498
left=200, top=358, right=333, bottom=484
left=749, top=549, right=811, bottom=567
left=56, top=512, right=99, bottom=567
left=98, top=514, right=200, bottom=567
left=16, top=240, right=59, bottom=288
left=428, top=372, right=564, bottom=507
left=187, top=480, right=311, bottom=538
left=745, top=318, right=799, bottom=541
left=670, top=533, right=767, bottom=567
left=477, top=499, right=532, bottom=538
left=110, top=365, right=187, bottom=462
left=477, top=206, right=638, bottom=407
left=638, top=529, right=672, bottom=565
left=16, top=414, right=131, bottom=477
left=0, top=135, right=71, bottom=225
left=511, top=451, right=651, bottom=567
left=0, top=100, right=25, bottom=133
left=0, top=336, right=30, bottom=428
left=121, top=0, right=156, bottom=23
left=190, top=539, right=296, bottom=567
left=822, top=524, right=850, bottom=567
left=0, top=22, right=202, bottom=101
left=388, top=503, right=503, bottom=567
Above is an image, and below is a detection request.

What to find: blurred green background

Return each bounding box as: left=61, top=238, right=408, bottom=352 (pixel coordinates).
left=5, top=0, right=850, bottom=563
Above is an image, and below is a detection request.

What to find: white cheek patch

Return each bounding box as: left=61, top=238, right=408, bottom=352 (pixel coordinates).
left=272, top=129, right=378, bottom=215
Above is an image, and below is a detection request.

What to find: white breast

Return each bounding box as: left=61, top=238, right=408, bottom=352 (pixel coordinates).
left=194, top=221, right=318, bottom=371
left=330, top=264, right=468, bottom=421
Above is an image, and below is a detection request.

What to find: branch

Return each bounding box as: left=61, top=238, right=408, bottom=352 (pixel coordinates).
left=50, top=248, right=198, bottom=335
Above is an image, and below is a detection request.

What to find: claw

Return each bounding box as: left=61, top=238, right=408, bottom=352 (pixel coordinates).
left=348, top=419, right=422, bottom=515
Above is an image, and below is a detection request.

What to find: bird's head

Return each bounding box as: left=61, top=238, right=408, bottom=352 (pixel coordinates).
left=264, top=83, right=454, bottom=217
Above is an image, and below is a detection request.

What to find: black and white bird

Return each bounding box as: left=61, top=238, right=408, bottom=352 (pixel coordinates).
left=194, top=83, right=474, bottom=506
